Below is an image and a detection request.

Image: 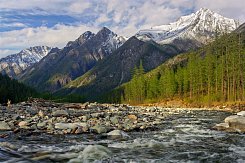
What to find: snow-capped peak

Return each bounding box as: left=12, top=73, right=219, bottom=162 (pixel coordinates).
left=136, top=8, right=239, bottom=45
left=66, top=31, right=95, bottom=47
left=0, top=46, right=52, bottom=78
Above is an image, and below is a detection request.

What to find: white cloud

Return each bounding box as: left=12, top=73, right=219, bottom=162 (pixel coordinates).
left=0, top=0, right=90, bottom=15
left=1, top=0, right=244, bottom=58
left=67, top=0, right=91, bottom=14
left=194, top=0, right=245, bottom=22
left=0, top=22, right=28, bottom=28
left=0, top=24, right=99, bottom=58
left=0, top=49, right=19, bottom=58
left=95, top=14, right=110, bottom=24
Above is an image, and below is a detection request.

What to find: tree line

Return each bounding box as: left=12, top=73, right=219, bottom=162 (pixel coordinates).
left=0, top=74, right=37, bottom=104
left=106, top=31, right=245, bottom=105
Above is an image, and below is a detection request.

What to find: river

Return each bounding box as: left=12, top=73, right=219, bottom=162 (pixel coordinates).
left=0, top=109, right=244, bottom=163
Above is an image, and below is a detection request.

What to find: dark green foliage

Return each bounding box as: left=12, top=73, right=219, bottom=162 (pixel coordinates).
left=0, top=74, right=37, bottom=104
left=109, top=30, right=245, bottom=104
left=38, top=92, right=86, bottom=103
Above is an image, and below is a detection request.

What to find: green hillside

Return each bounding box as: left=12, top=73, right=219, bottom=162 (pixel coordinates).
left=105, top=26, right=245, bottom=105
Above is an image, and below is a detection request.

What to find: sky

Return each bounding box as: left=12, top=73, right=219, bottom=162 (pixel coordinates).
left=0, top=0, right=245, bottom=58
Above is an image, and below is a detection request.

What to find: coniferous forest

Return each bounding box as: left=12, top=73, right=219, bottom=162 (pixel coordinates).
left=106, top=32, right=245, bottom=105
left=0, top=74, right=37, bottom=104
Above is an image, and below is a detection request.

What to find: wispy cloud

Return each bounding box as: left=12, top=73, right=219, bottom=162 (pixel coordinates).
left=0, top=0, right=244, bottom=58
left=0, top=24, right=99, bottom=54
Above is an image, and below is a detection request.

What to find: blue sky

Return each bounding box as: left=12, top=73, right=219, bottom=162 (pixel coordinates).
left=0, top=0, right=245, bottom=58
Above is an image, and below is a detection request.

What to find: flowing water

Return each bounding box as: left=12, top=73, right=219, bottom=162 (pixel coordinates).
left=1, top=109, right=245, bottom=163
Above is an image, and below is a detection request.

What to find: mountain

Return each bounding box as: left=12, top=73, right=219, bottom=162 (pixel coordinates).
left=114, top=23, right=245, bottom=104
left=19, top=27, right=126, bottom=92
left=136, top=8, right=239, bottom=49
left=0, top=46, right=52, bottom=78
left=57, top=36, right=181, bottom=100
left=55, top=8, right=240, bottom=100
left=235, top=23, right=245, bottom=33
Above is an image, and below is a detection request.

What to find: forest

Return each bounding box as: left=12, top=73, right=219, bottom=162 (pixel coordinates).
left=0, top=74, right=37, bottom=104
left=106, top=32, right=245, bottom=105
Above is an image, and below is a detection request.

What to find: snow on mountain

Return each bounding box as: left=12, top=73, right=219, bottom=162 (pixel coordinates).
left=136, top=8, right=239, bottom=45
left=0, top=46, right=52, bottom=78
left=66, top=31, right=95, bottom=48
left=66, top=27, right=126, bottom=55
left=100, top=27, right=127, bottom=54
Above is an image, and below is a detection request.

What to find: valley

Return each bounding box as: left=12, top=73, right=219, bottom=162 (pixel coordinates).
left=1, top=5, right=245, bottom=163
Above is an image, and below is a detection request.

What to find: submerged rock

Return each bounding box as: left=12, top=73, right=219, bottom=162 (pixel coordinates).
left=68, top=145, right=111, bottom=162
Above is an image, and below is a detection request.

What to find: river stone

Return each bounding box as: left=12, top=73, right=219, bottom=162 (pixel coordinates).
left=38, top=110, right=45, bottom=117
left=37, top=122, right=47, bottom=129
left=79, top=145, right=111, bottom=161
left=47, top=123, right=54, bottom=131
left=75, top=126, right=88, bottom=134
left=91, top=113, right=100, bottom=118
left=55, top=123, right=87, bottom=130
left=0, top=142, right=16, bottom=150
left=12, top=114, right=21, bottom=120
left=79, top=115, right=88, bottom=122
left=122, top=122, right=134, bottom=131
left=127, top=114, right=137, bottom=122
left=52, top=110, right=69, bottom=117
left=0, top=121, right=11, bottom=130
left=225, top=115, right=240, bottom=123
left=224, top=115, right=245, bottom=132
left=110, top=116, right=119, bottom=124
left=18, top=121, right=28, bottom=127
left=237, top=111, right=245, bottom=116
left=91, top=125, right=108, bottom=134
left=214, top=123, right=229, bottom=130
left=107, top=129, right=129, bottom=138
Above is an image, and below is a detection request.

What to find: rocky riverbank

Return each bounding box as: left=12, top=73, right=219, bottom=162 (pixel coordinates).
left=214, top=111, right=245, bottom=133
left=1, top=98, right=243, bottom=139
left=0, top=98, right=181, bottom=137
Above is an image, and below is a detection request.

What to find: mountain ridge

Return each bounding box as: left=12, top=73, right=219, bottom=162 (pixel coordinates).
left=136, top=8, right=239, bottom=45
left=0, top=46, right=52, bottom=78
left=19, top=27, right=126, bottom=92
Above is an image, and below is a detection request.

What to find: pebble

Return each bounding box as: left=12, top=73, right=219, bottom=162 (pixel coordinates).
left=0, top=98, right=180, bottom=135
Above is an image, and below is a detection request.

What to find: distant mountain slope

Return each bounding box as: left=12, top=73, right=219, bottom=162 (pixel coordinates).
left=57, top=36, right=182, bottom=99
left=19, top=27, right=126, bottom=92
left=136, top=8, right=239, bottom=49
left=111, top=23, right=245, bottom=104
left=0, top=46, right=52, bottom=78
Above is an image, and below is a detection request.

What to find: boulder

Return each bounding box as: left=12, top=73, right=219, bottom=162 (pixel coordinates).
left=91, top=125, right=108, bottom=134
left=213, top=123, right=229, bottom=130
left=215, top=114, right=245, bottom=133
left=52, top=110, right=69, bottom=117
left=55, top=123, right=87, bottom=130
left=225, top=115, right=245, bottom=132
left=237, top=111, right=245, bottom=116
left=68, top=145, right=111, bottom=162
left=0, top=121, right=11, bottom=130
left=107, top=129, right=129, bottom=138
